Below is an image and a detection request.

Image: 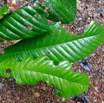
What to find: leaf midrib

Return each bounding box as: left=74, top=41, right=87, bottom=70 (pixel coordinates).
left=2, top=34, right=100, bottom=57
left=13, top=69, right=89, bottom=86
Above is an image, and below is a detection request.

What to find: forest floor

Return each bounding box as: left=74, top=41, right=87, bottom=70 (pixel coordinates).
left=0, top=0, right=104, bottom=103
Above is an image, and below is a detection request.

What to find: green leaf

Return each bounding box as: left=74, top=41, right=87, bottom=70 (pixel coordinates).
left=0, top=0, right=76, bottom=41
left=0, top=5, right=11, bottom=41
left=0, top=2, right=50, bottom=41
left=0, top=56, right=90, bottom=98
left=0, top=5, right=11, bottom=20
left=0, top=21, right=104, bottom=63
left=43, top=0, right=76, bottom=23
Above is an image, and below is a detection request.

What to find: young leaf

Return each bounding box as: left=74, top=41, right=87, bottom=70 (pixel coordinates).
left=0, top=2, right=50, bottom=40
left=0, top=21, right=104, bottom=63
left=43, top=0, right=76, bottom=23
left=0, top=56, right=90, bottom=98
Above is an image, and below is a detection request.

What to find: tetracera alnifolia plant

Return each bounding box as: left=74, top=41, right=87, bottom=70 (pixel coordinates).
left=0, top=0, right=104, bottom=98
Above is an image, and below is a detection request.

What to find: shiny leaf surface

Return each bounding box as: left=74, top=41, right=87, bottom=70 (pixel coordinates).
left=0, top=0, right=76, bottom=41
left=0, top=2, right=50, bottom=41
left=0, top=56, right=90, bottom=98
left=0, top=21, right=104, bottom=63
left=43, top=0, right=76, bottom=23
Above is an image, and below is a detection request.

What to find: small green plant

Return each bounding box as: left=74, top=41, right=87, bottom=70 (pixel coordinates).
left=0, top=0, right=104, bottom=98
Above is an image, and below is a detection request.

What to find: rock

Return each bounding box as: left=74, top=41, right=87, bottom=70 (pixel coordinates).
left=0, top=0, right=4, bottom=7
left=0, top=83, right=4, bottom=89
left=34, top=92, right=40, bottom=97
left=79, top=58, right=92, bottom=72
left=95, top=7, right=102, bottom=13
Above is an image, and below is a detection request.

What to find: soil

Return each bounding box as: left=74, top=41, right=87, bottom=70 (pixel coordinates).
left=0, top=0, right=104, bottom=103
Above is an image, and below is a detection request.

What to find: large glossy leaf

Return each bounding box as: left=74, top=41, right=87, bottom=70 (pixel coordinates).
left=0, top=0, right=76, bottom=41
left=0, top=56, right=90, bottom=98
left=0, top=2, right=50, bottom=41
left=0, top=21, right=104, bottom=63
left=43, top=0, right=76, bottom=23
left=0, top=22, right=104, bottom=63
